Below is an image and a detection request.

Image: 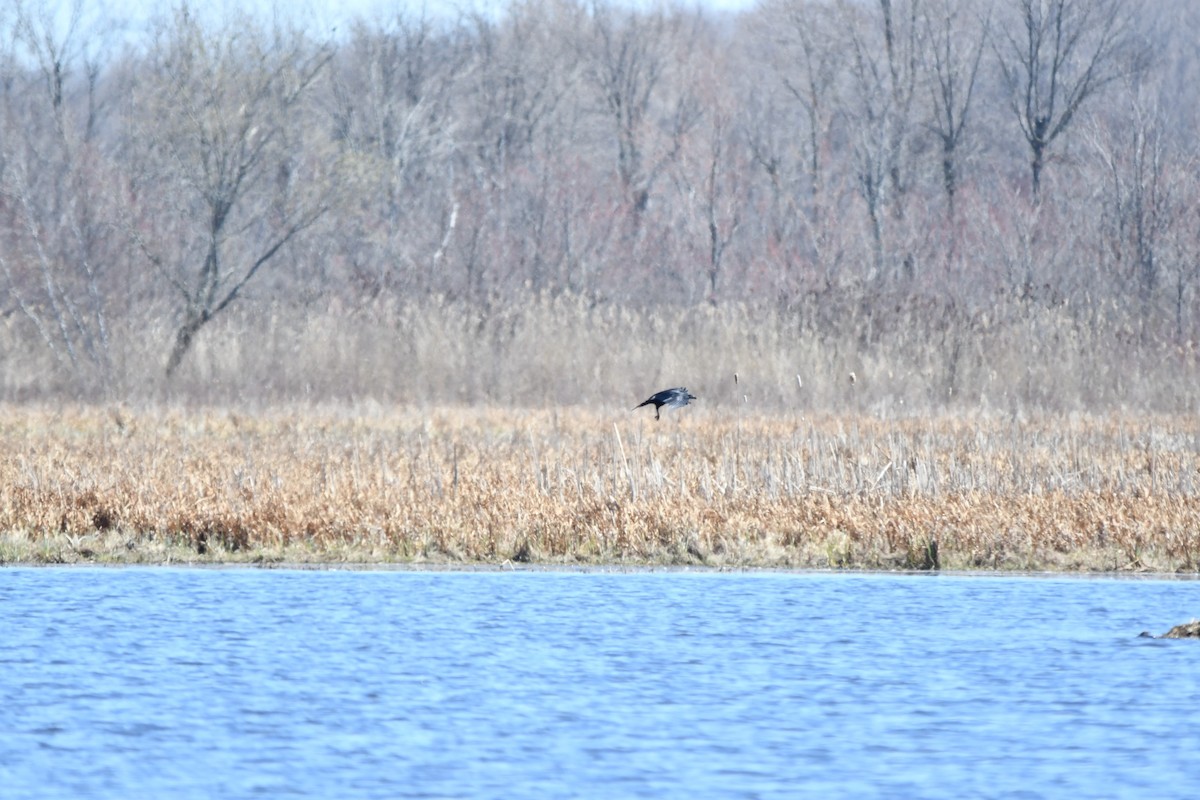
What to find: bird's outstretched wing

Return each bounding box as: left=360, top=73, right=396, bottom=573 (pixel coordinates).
left=634, top=387, right=697, bottom=412
left=662, top=388, right=696, bottom=409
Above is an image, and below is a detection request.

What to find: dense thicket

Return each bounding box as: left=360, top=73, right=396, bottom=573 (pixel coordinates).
left=2, top=0, right=1198, bottom=411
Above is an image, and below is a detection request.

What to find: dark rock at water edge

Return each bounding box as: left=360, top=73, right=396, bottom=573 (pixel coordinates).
left=1139, top=620, right=1200, bottom=639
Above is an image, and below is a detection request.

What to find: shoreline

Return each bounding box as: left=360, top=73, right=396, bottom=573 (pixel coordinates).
left=6, top=556, right=1200, bottom=580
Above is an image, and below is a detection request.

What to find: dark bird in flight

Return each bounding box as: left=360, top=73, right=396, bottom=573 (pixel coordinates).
left=634, top=387, right=697, bottom=420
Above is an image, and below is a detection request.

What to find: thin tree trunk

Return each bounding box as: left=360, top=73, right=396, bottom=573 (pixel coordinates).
left=165, top=311, right=206, bottom=378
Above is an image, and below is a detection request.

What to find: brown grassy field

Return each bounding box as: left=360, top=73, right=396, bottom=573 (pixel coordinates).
left=2, top=404, right=1199, bottom=571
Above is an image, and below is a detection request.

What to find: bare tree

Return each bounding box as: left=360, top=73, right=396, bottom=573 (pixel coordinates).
left=126, top=7, right=332, bottom=377
left=323, top=11, right=466, bottom=300
left=669, top=77, right=743, bottom=303
left=0, top=0, right=117, bottom=392
left=1087, top=88, right=1192, bottom=336
left=577, top=0, right=700, bottom=218
left=328, top=12, right=463, bottom=204
left=456, top=2, right=580, bottom=300
left=752, top=0, right=843, bottom=255
left=993, top=0, right=1146, bottom=200
left=698, top=108, right=743, bottom=303
left=462, top=2, right=571, bottom=174
left=921, top=0, right=990, bottom=218
left=839, top=0, right=924, bottom=281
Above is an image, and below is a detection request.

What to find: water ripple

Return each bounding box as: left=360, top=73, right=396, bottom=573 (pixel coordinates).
left=1, top=569, right=1198, bottom=799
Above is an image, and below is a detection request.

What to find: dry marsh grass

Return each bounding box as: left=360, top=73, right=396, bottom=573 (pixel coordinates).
left=2, top=404, right=1200, bottom=571
left=8, top=296, right=1198, bottom=415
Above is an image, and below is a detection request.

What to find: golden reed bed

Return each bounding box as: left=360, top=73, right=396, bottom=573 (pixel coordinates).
left=2, top=404, right=1199, bottom=571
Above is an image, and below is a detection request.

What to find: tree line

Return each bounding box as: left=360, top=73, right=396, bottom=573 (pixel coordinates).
left=1, top=0, right=1198, bottom=407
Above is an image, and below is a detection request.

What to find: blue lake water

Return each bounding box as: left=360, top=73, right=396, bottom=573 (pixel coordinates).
left=2, top=567, right=1199, bottom=799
